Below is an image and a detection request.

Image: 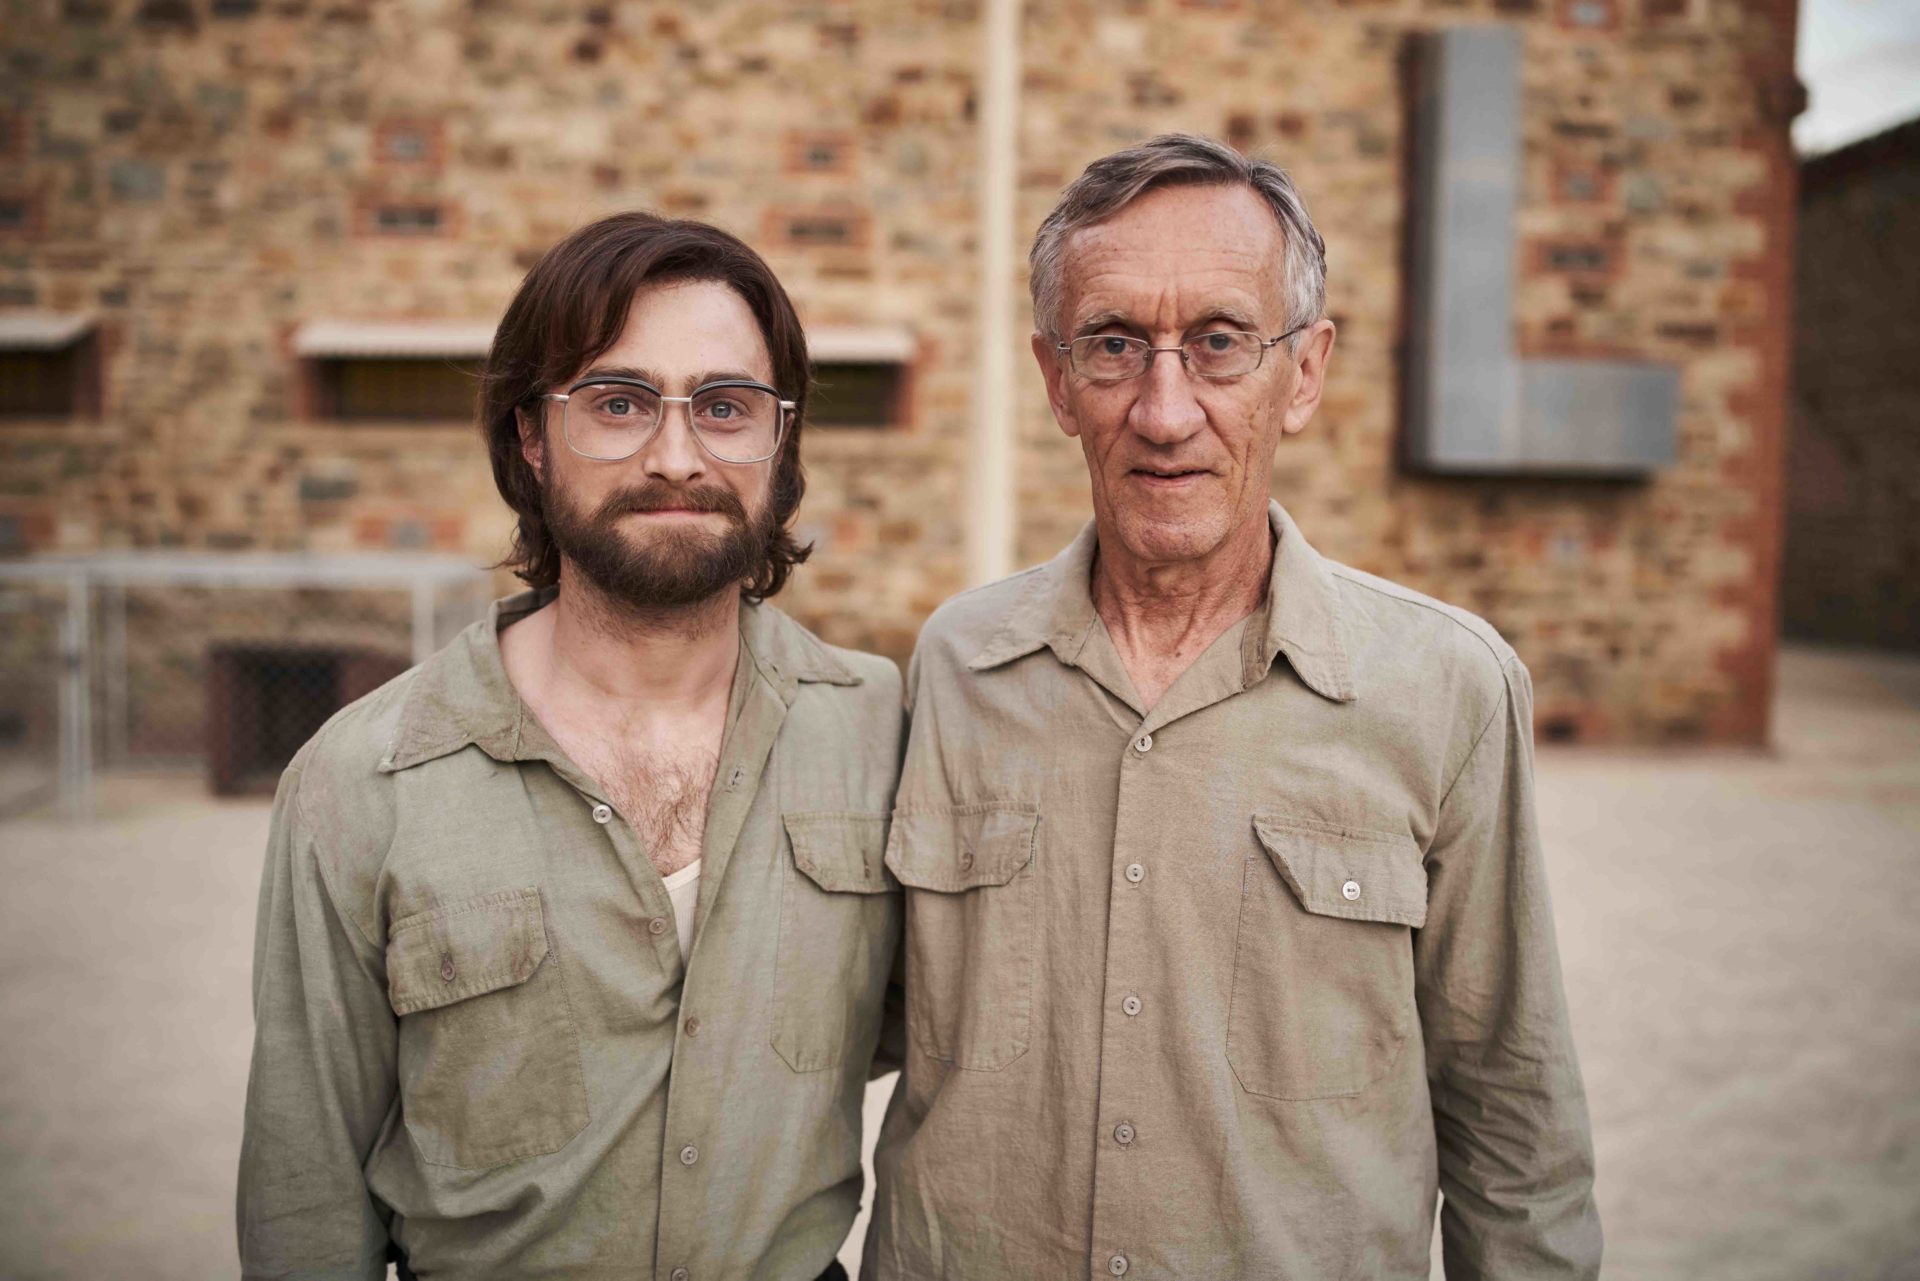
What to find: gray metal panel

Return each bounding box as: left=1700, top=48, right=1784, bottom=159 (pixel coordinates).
left=1404, top=26, right=1524, bottom=470
left=1517, top=359, right=1679, bottom=472
left=1401, top=25, right=1676, bottom=477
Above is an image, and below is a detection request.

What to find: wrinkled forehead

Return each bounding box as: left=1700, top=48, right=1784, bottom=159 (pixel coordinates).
left=1058, top=183, right=1289, bottom=330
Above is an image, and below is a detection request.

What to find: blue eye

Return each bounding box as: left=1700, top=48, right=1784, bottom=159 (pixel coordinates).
left=1204, top=333, right=1235, bottom=351
left=1100, top=337, right=1130, bottom=355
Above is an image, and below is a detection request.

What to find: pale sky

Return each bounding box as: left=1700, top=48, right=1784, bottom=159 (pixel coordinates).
left=1795, top=0, right=1920, bottom=153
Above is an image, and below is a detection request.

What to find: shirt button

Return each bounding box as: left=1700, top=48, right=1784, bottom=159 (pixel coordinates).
left=671, top=1269, right=690, bottom=1281
left=1113, top=1122, right=1135, bottom=1146
left=648, top=916, right=669, bottom=936
left=1342, top=879, right=1361, bottom=901
left=1133, top=732, right=1153, bottom=754
left=1109, top=1254, right=1130, bottom=1276
left=1122, top=994, right=1142, bottom=1017
left=591, top=802, right=612, bottom=825
left=1124, top=863, right=1145, bottom=884
left=439, top=953, right=456, bottom=983
left=679, top=1143, right=699, bottom=1166
left=959, top=847, right=975, bottom=871
left=684, top=1016, right=701, bottom=1038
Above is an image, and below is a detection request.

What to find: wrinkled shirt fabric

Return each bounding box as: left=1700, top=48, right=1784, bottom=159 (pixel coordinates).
left=239, top=590, right=904, bottom=1280
left=865, top=502, right=1601, bottom=1281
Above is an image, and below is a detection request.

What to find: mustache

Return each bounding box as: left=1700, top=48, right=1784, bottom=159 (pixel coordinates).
left=589, top=482, right=747, bottom=523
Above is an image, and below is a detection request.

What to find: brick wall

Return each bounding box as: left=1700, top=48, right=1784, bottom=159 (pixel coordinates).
left=1, top=0, right=1801, bottom=743
left=1782, top=119, right=1920, bottom=651
left=1013, top=0, right=1801, bottom=743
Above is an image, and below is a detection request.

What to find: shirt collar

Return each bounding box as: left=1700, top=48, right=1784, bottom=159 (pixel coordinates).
left=379, top=587, right=861, bottom=774
left=968, top=500, right=1355, bottom=703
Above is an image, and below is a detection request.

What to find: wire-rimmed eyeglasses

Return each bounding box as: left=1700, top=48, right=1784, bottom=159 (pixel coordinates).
left=539, top=377, right=795, bottom=464
left=1056, top=325, right=1310, bottom=383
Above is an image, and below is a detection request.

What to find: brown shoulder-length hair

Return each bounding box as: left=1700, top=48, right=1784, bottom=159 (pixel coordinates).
left=481, top=211, right=813, bottom=601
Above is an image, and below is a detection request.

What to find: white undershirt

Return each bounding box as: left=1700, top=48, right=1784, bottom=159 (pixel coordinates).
left=662, top=859, right=702, bottom=962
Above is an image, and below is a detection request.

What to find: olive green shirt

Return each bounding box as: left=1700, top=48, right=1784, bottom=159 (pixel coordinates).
left=239, top=590, right=904, bottom=1280
left=865, top=503, right=1600, bottom=1280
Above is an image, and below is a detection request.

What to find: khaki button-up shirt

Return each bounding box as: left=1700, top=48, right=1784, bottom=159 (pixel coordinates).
left=239, top=591, right=904, bottom=1280
left=866, top=503, right=1600, bottom=1280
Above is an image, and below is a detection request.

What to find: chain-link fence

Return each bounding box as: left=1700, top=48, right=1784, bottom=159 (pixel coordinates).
left=0, top=580, right=65, bottom=814
left=0, top=554, right=493, bottom=818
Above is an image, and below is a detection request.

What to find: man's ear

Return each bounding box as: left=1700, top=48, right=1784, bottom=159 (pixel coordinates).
left=1280, top=320, right=1337, bottom=437
left=1030, top=332, right=1081, bottom=440
left=516, top=406, right=545, bottom=479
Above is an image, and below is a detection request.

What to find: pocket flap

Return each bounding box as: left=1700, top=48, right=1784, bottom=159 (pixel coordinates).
left=783, top=811, right=893, bottom=893
left=886, top=804, right=1038, bottom=891
left=1252, top=816, right=1428, bottom=928
left=387, top=887, right=550, bottom=1016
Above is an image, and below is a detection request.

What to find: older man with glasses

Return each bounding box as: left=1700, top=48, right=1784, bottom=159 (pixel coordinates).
left=238, top=212, right=899, bottom=1281
left=864, top=134, right=1602, bottom=1280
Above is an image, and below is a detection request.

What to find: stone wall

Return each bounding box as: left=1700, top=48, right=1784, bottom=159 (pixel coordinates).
left=0, top=0, right=1801, bottom=743
left=1783, top=119, right=1920, bottom=651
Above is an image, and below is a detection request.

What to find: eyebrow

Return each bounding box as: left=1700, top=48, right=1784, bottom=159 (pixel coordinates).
left=1070, top=310, right=1134, bottom=338
left=1201, top=305, right=1263, bottom=332
left=1069, top=306, right=1266, bottom=339
left=570, top=366, right=769, bottom=389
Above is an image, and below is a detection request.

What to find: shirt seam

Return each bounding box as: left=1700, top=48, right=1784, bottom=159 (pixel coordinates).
left=963, top=562, right=1064, bottom=664
left=1327, top=564, right=1513, bottom=669
left=388, top=885, right=540, bottom=935
left=1433, top=655, right=1519, bottom=823
left=289, top=765, right=386, bottom=963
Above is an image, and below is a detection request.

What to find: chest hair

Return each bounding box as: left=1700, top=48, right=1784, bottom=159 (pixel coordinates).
left=576, top=739, right=719, bottom=879
left=610, top=741, right=718, bottom=883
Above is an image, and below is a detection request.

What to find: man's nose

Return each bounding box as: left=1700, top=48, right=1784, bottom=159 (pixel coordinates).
left=638, top=401, right=709, bottom=484
left=1127, top=348, right=1208, bottom=445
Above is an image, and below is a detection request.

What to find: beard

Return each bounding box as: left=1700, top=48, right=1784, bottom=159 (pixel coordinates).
left=541, top=472, right=776, bottom=614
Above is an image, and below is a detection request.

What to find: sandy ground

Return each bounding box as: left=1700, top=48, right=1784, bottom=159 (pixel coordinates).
left=0, top=644, right=1915, bottom=1280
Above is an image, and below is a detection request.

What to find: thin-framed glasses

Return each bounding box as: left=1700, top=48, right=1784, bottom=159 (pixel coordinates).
left=1056, top=325, right=1310, bottom=383
left=539, top=377, right=795, bottom=464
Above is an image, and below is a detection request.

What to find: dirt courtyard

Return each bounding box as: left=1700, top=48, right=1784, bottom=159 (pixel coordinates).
left=1, top=644, right=1915, bottom=1280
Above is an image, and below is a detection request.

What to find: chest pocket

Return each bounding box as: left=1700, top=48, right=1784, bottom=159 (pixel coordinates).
left=386, top=887, right=590, bottom=1168
left=1227, top=815, right=1429, bottom=1101
left=771, top=812, right=899, bottom=1072
left=886, top=804, right=1039, bottom=1072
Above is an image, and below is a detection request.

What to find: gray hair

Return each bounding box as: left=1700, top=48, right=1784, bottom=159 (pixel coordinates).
left=1028, top=132, right=1328, bottom=346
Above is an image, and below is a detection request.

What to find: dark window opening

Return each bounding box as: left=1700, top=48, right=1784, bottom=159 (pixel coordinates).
left=810, top=361, right=904, bottom=429
left=0, top=332, right=96, bottom=418
left=312, top=356, right=477, bottom=421
left=0, top=347, right=77, bottom=416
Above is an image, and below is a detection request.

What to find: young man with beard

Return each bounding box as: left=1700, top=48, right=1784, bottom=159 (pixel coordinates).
left=238, top=213, right=901, bottom=1280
